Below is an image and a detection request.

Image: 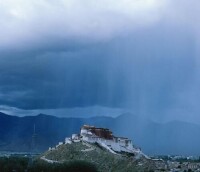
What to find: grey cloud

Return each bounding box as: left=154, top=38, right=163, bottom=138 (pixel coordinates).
left=0, top=0, right=171, bottom=51
left=0, top=105, right=127, bottom=118
left=0, top=26, right=196, bottom=112
left=0, top=0, right=200, bottom=123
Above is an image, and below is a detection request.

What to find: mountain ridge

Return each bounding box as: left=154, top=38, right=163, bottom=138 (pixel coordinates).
left=0, top=112, right=200, bottom=155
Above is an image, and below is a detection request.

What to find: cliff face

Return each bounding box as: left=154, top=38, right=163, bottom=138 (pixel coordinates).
left=41, top=141, right=156, bottom=172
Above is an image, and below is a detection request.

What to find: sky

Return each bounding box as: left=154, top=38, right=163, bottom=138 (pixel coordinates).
left=0, top=0, right=200, bottom=123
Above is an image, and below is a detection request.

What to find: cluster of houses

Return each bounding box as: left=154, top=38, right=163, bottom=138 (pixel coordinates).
left=154, top=160, right=200, bottom=172
left=50, top=125, right=141, bottom=155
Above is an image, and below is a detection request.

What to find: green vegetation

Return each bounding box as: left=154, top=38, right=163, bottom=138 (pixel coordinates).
left=0, top=156, right=28, bottom=172
left=0, top=142, right=155, bottom=172
left=29, top=160, right=98, bottom=172
left=0, top=156, right=98, bottom=172
left=43, top=142, right=155, bottom=172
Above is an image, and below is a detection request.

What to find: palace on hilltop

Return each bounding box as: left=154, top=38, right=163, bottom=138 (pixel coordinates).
left=63, top=125, right=141, bottom=154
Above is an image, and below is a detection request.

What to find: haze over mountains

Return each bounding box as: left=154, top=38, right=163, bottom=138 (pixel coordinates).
left=0, top=112, right=200, bottom=155
left=0, top=1, right=200, bottom=164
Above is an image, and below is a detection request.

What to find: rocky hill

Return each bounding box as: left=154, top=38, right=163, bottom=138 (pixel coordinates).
left=40, top=141, right=156, bottom=172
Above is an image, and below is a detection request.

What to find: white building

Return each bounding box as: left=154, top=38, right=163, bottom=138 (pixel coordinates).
left=65, top=137, right=72, bottom=144
left=79, top=125, right=138, bottom=154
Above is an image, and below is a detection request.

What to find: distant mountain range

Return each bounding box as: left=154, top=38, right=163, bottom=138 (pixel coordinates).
left=0, top=112, right=200, bottom=155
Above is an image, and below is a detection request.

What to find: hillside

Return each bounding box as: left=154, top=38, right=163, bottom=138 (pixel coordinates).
left=40, top=141, right=156, bottom=172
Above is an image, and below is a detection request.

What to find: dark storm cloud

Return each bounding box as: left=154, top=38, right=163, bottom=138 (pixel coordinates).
left=0, top=26, right=196, bottom=114
left=0, top=0, right=200, bottom=123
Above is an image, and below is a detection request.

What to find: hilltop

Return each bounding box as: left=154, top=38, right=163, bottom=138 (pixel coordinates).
left=38, top=124, right=157, bottom=172
left=40, top=141, right=156, bottom=172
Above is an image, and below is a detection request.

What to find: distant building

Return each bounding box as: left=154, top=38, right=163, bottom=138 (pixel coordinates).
left=77, top=125, right=139, bottom=154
